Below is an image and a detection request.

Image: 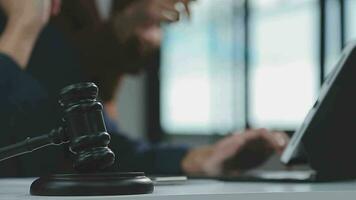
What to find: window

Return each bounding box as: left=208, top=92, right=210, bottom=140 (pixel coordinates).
left=248, top=0, right=319, bottom=129
left=160, top=0, right=245, bottom=134
left=324, top=0, right=342, bottom=76
left=156, top=0, right=345, bottom=136
left=345, top=0, right=356, bottom=43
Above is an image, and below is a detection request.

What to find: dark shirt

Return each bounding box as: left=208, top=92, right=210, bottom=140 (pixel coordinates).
left=0, top=20, right=84, bottom=176
left=0, top=20, right=188, bottom=176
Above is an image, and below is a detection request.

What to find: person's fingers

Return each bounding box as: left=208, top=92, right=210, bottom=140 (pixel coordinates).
left=205, top=129, right=285, bottom=176
left=172, top=0, right=195, bottom=18
left=145, top=1, right=179, bottom=22
left=227, top=129, right=265, bottom=153
left=272, top=131, right=289, bottom=153
left=256, top=129, right=286, bottom=154
left=219, top=129, right=273, bottom=173
left=215, top=134, right=244, bottom=157
left=182, top=1, right=191, bottom=18
left=157, top=2, right=180, bottom=22
left=160, top=9, right=180, bottom=22
left=140, top=0, right=195, bottom=24
left=203, top=133, right=249, bottom=176
left=238, top=129, right=276, bottom=152
left=238, top=129, right=289, bottom=156
left=240, top=128, right=266, bottom=142
left=210, top=133, right=247, bottom=166
left=182, top=0, right=196, bottom=18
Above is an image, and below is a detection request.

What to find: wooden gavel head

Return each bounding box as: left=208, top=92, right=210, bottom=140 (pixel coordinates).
left=59, top=82, right=115, bottom=172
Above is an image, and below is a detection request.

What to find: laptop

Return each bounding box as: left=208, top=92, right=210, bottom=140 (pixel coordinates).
left=192, top=41, right=356, bottom=183
left=279, top=41, right=356, bottom=181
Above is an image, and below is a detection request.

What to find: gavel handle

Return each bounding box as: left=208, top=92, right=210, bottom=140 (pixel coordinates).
left=0, top=127, right=69, bottom=162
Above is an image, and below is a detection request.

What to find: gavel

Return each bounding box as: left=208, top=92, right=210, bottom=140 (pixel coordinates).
left=0, top=82, right=153, bottom=196
left=0, top=82, right=115, bottom=171
left=59, top=82, right=115, bottom=171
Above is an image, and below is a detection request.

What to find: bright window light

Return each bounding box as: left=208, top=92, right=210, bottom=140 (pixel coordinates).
left=160, top=0, right=321, bottom=134
left=346, top=0, right=356, bottom=44
left=248, top=0, right=319, bottom=129
left=324, top=0, right=342, bottom=76
left=160, top=0, right=243, bottom=134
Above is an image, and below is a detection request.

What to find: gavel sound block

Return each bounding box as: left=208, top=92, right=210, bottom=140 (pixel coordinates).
left=27, top=83, right=153, bottom=196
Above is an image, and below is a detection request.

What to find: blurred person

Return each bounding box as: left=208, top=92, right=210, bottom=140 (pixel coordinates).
left=0, top=0, right=289, bottom=177
left=56, top=0, right=289, bottom=176
left=55, top=0, right=194, bottom=121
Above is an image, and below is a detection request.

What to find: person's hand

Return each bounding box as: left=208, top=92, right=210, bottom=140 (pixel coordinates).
left=0, top=0, right=61, bottom=68
left=112, top=0, right=194, bottom=53
left=128, top=0, right=192, bottom=23
left=0, top=0, right=61, bottom=33
left=182, top=129, right=289, bottom=176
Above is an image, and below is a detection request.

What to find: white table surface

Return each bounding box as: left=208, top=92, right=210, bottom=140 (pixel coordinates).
left=1, top=178, right=356, bottom=200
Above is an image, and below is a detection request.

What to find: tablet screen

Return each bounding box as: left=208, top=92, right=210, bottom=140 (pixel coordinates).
left=281, top=42, right=355, bottom=166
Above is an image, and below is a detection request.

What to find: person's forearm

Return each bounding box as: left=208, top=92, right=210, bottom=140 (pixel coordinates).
left=0, top=18, right=42, bottom=69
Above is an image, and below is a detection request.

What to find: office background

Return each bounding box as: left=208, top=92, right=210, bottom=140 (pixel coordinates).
left=115, top=0, right=356, bottom=145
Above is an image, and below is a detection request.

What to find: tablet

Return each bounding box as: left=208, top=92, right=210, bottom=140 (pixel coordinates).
left=281, top=41, right=356, bottom=180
